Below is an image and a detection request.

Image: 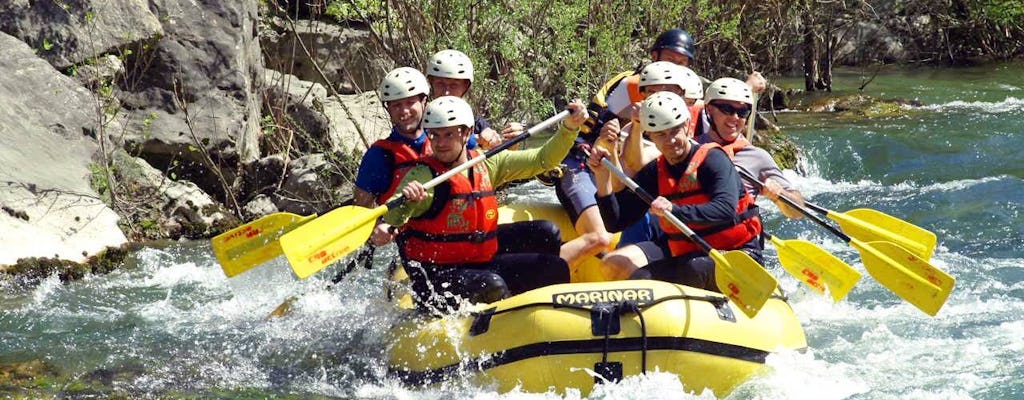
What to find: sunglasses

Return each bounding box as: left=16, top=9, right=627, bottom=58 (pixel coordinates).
left=712, top=102, right=752, bottom=119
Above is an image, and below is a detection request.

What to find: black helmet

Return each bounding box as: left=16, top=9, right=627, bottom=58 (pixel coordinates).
left=651, top=29, right=696, bottom=60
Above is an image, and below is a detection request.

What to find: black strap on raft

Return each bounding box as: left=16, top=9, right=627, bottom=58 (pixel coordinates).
left=331, top=244, right=376, bottom=284
left=620, top=301, right=649, bottom=375
left=593, top=302, right=623, bottom=384
left=590, top=300, right=649, bottom=384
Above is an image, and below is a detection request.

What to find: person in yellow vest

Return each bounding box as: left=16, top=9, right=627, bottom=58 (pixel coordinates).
left=587, top=92, right=764, bottom=290
left=423, top=49, right=524, bottom=150
left=581, top=29, right=698, bottom=143
left=372, top=96, right=588, bottom=314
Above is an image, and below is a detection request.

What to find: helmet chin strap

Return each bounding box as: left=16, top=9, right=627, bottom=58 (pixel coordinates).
left=444, top=147, right=467, bottom=168
left=442, top=128, right=471, bottom=168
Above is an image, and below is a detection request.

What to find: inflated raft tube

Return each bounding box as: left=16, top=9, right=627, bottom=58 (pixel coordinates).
left=388, top=279, right=807, bottom=396
left=497, top=201, right=620, bottom=283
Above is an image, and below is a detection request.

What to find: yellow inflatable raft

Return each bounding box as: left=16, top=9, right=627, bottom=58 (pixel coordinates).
left=387, top=279, right=806, bottom=396
left=386, top=202, right=807, bottom=396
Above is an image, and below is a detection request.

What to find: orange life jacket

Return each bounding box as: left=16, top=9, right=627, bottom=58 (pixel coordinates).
left=398, top=150, right=499, bottom=266
left=656, top=143, right=762, bottom=256
left=371, top=137, right=432, bottom=204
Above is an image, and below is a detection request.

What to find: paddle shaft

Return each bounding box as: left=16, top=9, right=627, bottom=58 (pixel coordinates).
left=803, top=201, right=839, bottom=220
left=735, top=168, right=851, bottom=242
left=746, top=89, right=758, bottom=142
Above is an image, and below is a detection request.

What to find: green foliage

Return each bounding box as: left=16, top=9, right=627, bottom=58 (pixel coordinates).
left=89, top=162, right=113, bottom=203
left=360, top=0, right=753, bottom=121
left=978, top=0, right=1024, bottom=26
left=326, top=0, right=386, bottom=21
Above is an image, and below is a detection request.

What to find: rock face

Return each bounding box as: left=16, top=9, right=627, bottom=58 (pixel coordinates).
left=0, top=32, right=127, bottom=266
left=261, top=20, right=385, bottom=94
left=116, top=0, right=263, bottom=199
left=105, top=150, right=239, bottom=241
left=834, top=22, right=908, bottom=65
left=261, top=70, right=389, bottom=156
left=0, top=0, right=163, bottom=70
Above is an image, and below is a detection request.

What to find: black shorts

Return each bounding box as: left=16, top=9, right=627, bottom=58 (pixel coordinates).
left=632, top=240, right=671, bottom=265
left=554, top=168, right=598, bottom=225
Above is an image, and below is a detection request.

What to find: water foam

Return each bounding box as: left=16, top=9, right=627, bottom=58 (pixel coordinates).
left=921, top=97, right=1024, bottom=113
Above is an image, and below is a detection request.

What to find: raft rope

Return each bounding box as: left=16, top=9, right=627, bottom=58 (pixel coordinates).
left=619, top=301, right=649, bottom=374
left=471, top=293, right=729, bottom=318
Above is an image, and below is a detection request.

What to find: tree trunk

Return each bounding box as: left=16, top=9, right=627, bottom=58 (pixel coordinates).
left=819, top=19, right=834, bottom=92
left=802, top=7, right=819, bottom=91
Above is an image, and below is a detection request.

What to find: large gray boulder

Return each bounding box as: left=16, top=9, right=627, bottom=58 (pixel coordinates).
left=322, top=90, right=391, bottom=156
left=834, top=22, right=908, bottom=65
left=116, top=0, right=263, bottom=199
left=261, top=20, right=386, bottom=94
left=110, top=151, right=238, bottom=239
left=261, top=70, right=389, bottom=156
left=0, top=33, right=127, bottom=266
left=0, top=0, right=163, bottom=70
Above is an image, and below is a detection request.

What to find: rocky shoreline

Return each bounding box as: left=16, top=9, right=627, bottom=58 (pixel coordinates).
left=0, top=0, right=971, bottom=280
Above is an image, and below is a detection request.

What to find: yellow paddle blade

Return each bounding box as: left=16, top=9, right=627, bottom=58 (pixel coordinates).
left=711, top=249, right=778, bottom=319
left=771, top=236, right=861, bottom=302
left=850, top=239, right=955, bottom=316
left=212, top=212, right=316, bottom=277
left=829, top=208, right=937, bottom=261
left=280, top=205, right=387, bottom=279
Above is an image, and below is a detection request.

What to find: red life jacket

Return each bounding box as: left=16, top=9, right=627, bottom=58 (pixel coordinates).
left=371, top=137, right=432, bottom=204
left=398, top=150, right=499, bottom=265
left=687, top=103, right=704, bottom=136
left=656, top=143, right=762, bottom=256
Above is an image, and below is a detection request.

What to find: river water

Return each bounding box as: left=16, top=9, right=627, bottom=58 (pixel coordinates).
left=2, top=63, right=1022, bottom=399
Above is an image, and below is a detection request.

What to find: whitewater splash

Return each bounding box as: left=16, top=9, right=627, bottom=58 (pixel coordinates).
left=920, top=96, right=1024, bottom=113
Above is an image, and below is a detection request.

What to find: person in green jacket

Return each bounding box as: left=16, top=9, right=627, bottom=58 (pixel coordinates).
left=371, top=96, right=587, bottom=314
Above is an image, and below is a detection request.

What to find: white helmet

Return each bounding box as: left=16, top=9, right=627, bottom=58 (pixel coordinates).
left=378, top=67, right=430, bottom=102
left=640, top=91, right=690, bottom=131
left=704, top=77, right=753, bottom=105
left=425, top=49, right=474, bottom=82
left=422, top=96, right=475, bottom=129
left=679, top=66, right=703, bottom=100
left=638, top=61, right=688, bottom=91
